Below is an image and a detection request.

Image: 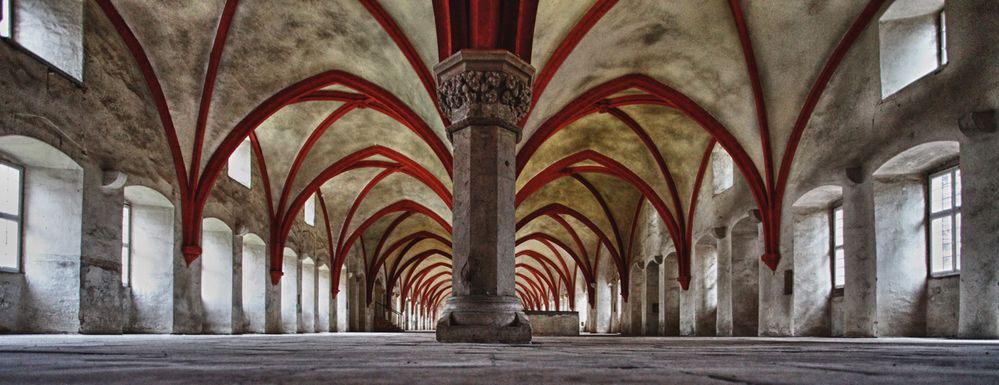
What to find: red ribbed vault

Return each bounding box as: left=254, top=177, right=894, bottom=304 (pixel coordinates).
left=96, top=0, right=888, bottom=318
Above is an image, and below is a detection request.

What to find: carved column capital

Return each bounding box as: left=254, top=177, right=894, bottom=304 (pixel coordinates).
left=434, top=49, right=534, bottom=142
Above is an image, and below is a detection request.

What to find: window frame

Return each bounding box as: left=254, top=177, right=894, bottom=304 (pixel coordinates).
left=121, top=201, right=133, bottom=286
left=0, top=0, right=85, bottom=85
left=829, top=202, right=845, bottom=295
left=927, top=164, right=961, bottom=278
left=0, top=161, right=24, bottom=274
left=878, top=5, right=949, bottom=101
left=0, top=0, right=11, bottom=39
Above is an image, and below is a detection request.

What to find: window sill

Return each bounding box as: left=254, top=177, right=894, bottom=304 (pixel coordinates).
left=831, top=288, right=845, bottom=297
left=0, top=268, right=24, bottom=275
left=1, top=38, right=84, bottom=87
left=929, top=271, right=960, bottom=279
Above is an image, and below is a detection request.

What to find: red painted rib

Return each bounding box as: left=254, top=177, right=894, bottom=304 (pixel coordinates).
left=606, top=108, right=685, bottom=231
left=359, top=0, right=447, bottom=124
left=771, top=0, right=886, bottom=268
left=728, top=0, right=774, bottom=195
left=524, top=0, right=618, bottom=124
left=247, top=132, right=274, bottom=222
left=95, top=0, right=188, bottom=194
left=191, top=0, right=239, bottom=187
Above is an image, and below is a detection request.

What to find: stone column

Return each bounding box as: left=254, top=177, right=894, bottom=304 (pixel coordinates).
left=958, top=110, right=998, bottom=338
left=842, top=167, right=878, bottom=337
left=434, top=50, right=534, bottom=343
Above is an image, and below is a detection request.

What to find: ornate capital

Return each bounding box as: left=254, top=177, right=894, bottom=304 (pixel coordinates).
left=434, top=50, right=534, bottom=141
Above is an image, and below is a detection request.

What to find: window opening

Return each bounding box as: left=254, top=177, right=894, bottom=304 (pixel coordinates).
left=929, top=166, right=960, bottom=275
left=0, top=162, right=23, bottom=271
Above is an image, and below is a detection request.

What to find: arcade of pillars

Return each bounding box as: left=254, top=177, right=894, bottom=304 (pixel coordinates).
left=0, top=0, right=997, bottom=346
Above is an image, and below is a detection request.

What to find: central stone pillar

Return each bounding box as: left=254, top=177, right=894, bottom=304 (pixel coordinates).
left=434, top=50, right=533, bottom=343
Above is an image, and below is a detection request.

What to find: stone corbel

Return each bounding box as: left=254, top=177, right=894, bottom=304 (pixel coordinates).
left=101, top=170, right=127, bottom=192
left=710, top=226, right=727, bottom=239
left=746, top=209, right=762, bottom=224
left=845, top=166, right=866, bottom=185
left=958, top=110, right=996, bottom=138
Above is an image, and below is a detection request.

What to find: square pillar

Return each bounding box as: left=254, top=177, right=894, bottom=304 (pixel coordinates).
left=79, top=166, right=126, bottom=333
left=958, top=111, right=999, bottom=338
left=842, top=167, right=878, bottom=337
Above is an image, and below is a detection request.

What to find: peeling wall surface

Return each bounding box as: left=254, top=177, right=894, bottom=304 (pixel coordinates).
left=0, top=0, right=995, bottom=340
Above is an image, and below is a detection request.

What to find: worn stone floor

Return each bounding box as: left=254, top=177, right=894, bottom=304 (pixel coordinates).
left=0, top=332, right=997, bottom=384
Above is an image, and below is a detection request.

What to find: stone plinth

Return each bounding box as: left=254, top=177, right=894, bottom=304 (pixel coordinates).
left=525, top=311, right=580, bottom=336
left=434, top=50, right=534, bottom=344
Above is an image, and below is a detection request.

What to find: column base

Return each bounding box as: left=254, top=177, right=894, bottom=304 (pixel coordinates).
left=435, top=295, right=532, bottom=344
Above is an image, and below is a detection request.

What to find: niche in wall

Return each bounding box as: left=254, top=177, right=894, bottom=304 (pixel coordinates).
left=241, top=233, right=266, bottom=333
left=123, top=185, right=174, bottom=333
left=281, top=247, right=298, bottom=334
left=201, top=218, right=233, bottom=334
left=791, top=185, right=843, bottom=337
left=0, top=135, right=83, bottom=333
left=872, top=141, right=960, bottom=337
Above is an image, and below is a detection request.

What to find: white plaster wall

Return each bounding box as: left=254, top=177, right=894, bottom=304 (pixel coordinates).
left=318, top=266, right=330, bottom=332
left=241, top=236, right=266, bottom=333
left=301, top=260, right=316, bottom=333
left=20, top=166, right=83, bottom=332
left=280, top=253, right=298, bottom=333
left=128, top=202, right=174, bottom=333
left=201, top=220, right=233, bottom=334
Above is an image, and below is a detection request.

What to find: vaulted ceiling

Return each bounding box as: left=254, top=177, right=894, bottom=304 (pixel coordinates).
left=97, top=0, right=884, bottom=311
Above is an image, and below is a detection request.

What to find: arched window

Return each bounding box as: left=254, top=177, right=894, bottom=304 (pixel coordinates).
left=711, top=147, right=734, bottom=194
left=201, top=218, right=234, bottom=334
left=241, top=234, right=266, bottom=333
left=879, top=0, right=947, bottom=98
left=928, top=165, right=961, bottom=275
left=0, top=162, right=24, bottom=271
left=0, top=135, right=84, bottom=333
left=0, top=0, right=84, bottom=81
left=872, top=141, right=960, bottom=336
left=791, top=185, right=843, bottom=336
left=123, top=185, right=175, bottom=333
left=227, top=138, right=252, bottom=188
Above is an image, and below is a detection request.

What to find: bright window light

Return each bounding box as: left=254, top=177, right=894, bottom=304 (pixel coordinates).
left=304, top=193, right=315, bottom=226
left=121, top=203, right=132, bottom=286
left=227, top=138, right=252, bottom=189
left=711, top=147, right=734, bottom=195
left=831, top=205, right=845, bottom=289
left=1, top=0, right=11, bottom=39
left=929, top=166, right=961, bottom=275
left=879, top=0, right=947, bottom=98
left=0, top=162, right=23, bottom=271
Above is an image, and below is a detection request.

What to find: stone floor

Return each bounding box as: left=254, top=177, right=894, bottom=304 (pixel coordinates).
left=0, top=332, right=997, bottom=384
